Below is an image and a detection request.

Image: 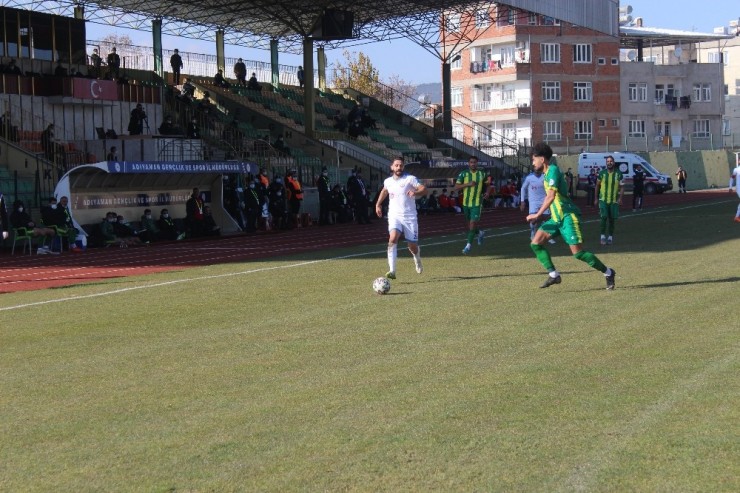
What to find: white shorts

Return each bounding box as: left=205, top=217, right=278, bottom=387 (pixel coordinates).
left=388, top=215, right=419, bottom=243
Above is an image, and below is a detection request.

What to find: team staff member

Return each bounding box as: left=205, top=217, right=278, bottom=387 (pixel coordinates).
left=594, top=155, right=624, bottom=245
left=375, top=157, right=427, bottom=279
left=454, top=156, right=494, bottom=254
left=526, top=143, right=616, bottom=290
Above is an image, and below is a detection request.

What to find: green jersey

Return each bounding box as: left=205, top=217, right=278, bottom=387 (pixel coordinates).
left=455, top=169, right=490, bottom=207
left=543, top=164, right=580, bottom=222
left=597, top=169, right=623, bottom=203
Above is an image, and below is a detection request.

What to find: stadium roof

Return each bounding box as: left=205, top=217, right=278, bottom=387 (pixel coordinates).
left=13, top=0, right=618, bottom=54
left=620, top=25, right=734, bottom=50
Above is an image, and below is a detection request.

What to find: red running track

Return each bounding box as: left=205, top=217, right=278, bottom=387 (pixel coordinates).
left=0, top=191, right=727, bottom=293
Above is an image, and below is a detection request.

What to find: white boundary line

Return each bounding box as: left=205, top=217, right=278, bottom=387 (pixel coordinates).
left=1, top=200, right=730, bottom=312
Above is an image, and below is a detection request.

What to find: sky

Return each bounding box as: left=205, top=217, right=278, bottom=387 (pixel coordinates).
left=85, top=0, right=739, bottom=85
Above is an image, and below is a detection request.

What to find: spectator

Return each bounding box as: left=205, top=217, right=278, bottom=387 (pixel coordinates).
left=40, top=196, right=70, bottom=252
left=10, top=200, right=56, bottom=253
left=186, top=117, right=201, bottom=139
left=332, top=110, right=347, bottom=132
left=114, top=215, right=145, bottom=244
left=284, top=169, right=304, bottom=228
left=316, top=167, right=332, bottom=226
left=273, top=136, right=290, bottom=155
left=157, top=208, right=185, bottom=240
left=202, top=206, right=221, bottom=236
left=676, top=165, right=687, bottom=193
left=438, top=188, right=452, bottom=212
left=0, top=110, right=19, bottom=142
left=234, top=58, right=247, bottom=86
left=348, top=168, right=371, bottom=224
left=56, top=195, right=82, bottom=251
left=5, top=59, right=22, bottom=76
left=186, top=187, right=206, bottom=237
left=257, top=167, right=270, bottom=189
left=297, top=66, right=305, bottom=88
left=448, top=191, right=462, bottom=213
left=426, top=190, right=440, bottom=212
left=181, top=78, right=196, bottom=100
left=632, top=163, right=646, bottom=212
left=268, top=177, right=288, bottom=230
left=41, top=123, right=56, bottom=161
left=595, top=155, right=624, bottom=245
left=170, top=48, right=183, bottom=85
left=106, top=146, right=118, bottom=161
left=127, top=103, right=147, bottom=135
left=89, top=48, right=103, bottom=78
left=140, top=208, right=160, bottom=242
left=331, top=184, right=352, bottom=223
left=106, top=47, right=120, bottom=80
left=214, top=69, right=230, bottom=88
left=100, top=212, right=137, bottom=247
left=159, top=115, right=183, bottom=135
left=54, top=62, right=67, bottom=77
left=565, top=167, right=575, bottom=198
left=247, top=72, right=261, bottom=92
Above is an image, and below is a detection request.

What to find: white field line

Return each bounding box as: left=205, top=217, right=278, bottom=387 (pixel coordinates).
left=0, top=200, right=728, bottom=312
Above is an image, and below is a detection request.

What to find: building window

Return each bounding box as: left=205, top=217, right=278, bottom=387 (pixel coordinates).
left=528, top=12, right=537, bottom=25
left=450, top=51, right=462, bottom=70
left=446, top=13, right=461, bottom=33
left=655, top=84, right=676, bottom=104
left=597, top=57, right=606, bottom=65
left=612, top=118, right=620, bottom=128
left=628, top=82, right=648, bottom=102
left=693, top=119, right=710, bottom=138
left=654, top=121, right=671, bottom=137
left=574, top=82, right=592, bottom=102
left=707, top=51, right=729, bottom=65
left=541, top=43, right=560, bottom=63
left=475, top=8, right=490, bottom=28
left=692, top=83, right=711, bottom=102
left=574, top=120, right=593, bottom=140
left=543, top=121, right=561, bottom=141
left=451, top=87, right=463, bottom=107
left=541, top=81, right=561, bottom=101
left=628, top=119, right=645, bottom=137
left=722, top=119, right=731, bottom=136
left=611, top=57, right=619, bottom=65
left=598, top=119, right=606, bottom=127
left=573, top=44, right=592, bottom=63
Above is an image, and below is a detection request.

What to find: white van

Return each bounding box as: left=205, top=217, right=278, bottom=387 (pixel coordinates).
left=577, top=152, right=673, bottom=194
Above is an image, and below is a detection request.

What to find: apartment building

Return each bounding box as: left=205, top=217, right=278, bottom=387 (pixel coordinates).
left=445, top=4, right=621, bottom=155
left=443, top=4, right=730, bottom=155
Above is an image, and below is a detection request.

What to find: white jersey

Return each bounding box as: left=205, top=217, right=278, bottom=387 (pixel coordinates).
left=520, top=172, right=550, bottom=215
left=384, top=173, right=420, bottom=218
left=733, top=165, right=740, bottom=199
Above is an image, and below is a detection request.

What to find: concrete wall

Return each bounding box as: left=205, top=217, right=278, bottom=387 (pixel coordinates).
left=556, top=150, right=737, bottom=190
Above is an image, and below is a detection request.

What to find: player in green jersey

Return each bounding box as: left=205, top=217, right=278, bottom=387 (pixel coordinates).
left=454, top=156, right=494, bottom=254
left=594, top=155, right=624, bottom=245
left=526, top=143, right=616, bottom=290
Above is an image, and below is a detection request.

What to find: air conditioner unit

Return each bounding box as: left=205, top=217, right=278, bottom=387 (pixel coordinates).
left=713, top=26, right=728, bottom=34
left=515, top=41, right=526, bottom=49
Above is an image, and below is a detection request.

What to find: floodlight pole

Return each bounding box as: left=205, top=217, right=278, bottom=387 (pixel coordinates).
left=152, top=19, right=163, bottom=80
left=270, top=39, right=280, bottom=89
left=442, top=61, right=452, bottom=139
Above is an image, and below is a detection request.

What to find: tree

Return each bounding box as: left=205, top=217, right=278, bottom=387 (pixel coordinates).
left=331, top=50, right=417, bottom=111
left=98, top=34, right=149, bottom=71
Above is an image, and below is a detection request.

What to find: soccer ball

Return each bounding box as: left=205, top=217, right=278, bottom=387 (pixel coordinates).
left=372, top=277, right=391, bottom=295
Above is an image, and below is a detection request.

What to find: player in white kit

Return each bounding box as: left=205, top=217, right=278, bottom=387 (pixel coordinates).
left=731, top=162, right=740, bottom=222
left=375, top=157, right=428, bottom=279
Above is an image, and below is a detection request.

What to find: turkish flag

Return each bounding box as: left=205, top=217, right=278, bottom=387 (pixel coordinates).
left=72, top=79, right=118, bottom=101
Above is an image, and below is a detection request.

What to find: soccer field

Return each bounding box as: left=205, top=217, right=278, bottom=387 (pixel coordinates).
left=1, top=198, right=738, bottom=491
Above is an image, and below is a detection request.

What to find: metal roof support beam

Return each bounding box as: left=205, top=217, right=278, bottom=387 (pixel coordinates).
left=302, top=37, right=315, bottom=139
left=270, top=39, right=280, bottom=89
left=152, top=18, right=164, bottom=79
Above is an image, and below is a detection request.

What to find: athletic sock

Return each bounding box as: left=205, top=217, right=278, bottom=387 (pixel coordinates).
left=530, top=243, right=555, bottom=272
left=573, top=250, right=607, bottom=273
left=387, top=244, right=397, bottom=273
left=467, top=229, right=476, bottom=244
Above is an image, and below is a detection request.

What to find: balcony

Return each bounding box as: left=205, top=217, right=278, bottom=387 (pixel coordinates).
left=471, top=98, right=531, bottom=112
left=469, top=52, right=530, bottom=75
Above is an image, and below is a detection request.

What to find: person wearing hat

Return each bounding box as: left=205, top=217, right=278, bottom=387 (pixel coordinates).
left=316, top=167, right=332, bottom=225
left=106, top=47, right=120, bottom=80
left=170, top=48, right=183, bottom=85
left=297, top=65, right=305, bottom=88
left=89, top=48, right=103, bottom=79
